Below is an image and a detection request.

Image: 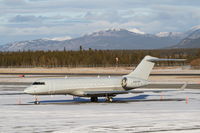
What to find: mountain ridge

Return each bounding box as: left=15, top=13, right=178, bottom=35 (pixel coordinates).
left=0, top=28, right=182, bottom=51
left=169, top=28, right=200, bottom=48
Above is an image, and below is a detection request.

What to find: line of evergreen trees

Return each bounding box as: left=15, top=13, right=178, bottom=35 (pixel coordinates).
left=0, top=48, right=199, bottom=67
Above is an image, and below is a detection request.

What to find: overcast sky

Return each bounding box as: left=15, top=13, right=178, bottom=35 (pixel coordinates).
left=1, top=0, right=200, bottom=44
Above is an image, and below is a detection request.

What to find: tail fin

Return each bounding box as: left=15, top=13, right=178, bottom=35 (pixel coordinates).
left=126, top=55, right=186, bottom=80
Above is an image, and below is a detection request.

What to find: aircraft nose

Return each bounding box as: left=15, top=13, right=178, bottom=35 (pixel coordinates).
left=24, top=87, right=34, bottom=94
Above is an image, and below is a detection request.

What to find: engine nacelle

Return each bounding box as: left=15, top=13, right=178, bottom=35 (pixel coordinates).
left=121, top=77, right=148, bottom=89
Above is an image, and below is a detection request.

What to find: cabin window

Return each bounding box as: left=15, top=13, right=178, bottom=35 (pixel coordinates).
left=32, top=82, right=45, bottom=85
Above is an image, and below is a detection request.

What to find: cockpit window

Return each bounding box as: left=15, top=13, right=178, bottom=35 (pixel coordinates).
left=32, top=82, right=45, bottom=85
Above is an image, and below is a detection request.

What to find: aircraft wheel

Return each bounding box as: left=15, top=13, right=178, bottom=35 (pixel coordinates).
left=91, top=97, right=98, bottom=102
left=109, top=97, right=113, bottom=102
left=34, top=101, right=40, bottom=105
left=106, top=97, right=113, bottom=102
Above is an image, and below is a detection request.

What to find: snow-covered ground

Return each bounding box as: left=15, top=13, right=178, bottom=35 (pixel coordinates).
left=0, top=89, right=200, bottom=133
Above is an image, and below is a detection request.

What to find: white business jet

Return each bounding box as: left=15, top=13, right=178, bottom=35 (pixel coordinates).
left=24, top=55, right=185, bottom=103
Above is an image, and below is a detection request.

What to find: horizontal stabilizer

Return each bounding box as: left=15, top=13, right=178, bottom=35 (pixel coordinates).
left=147, top=58, right=186, bottom=62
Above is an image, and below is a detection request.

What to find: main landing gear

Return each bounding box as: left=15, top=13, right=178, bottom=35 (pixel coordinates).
left=105, top=96, right=113, bottom=102
left=90, top=97, right=98, bottom=102
left=90, top=96, right=114, bottom=102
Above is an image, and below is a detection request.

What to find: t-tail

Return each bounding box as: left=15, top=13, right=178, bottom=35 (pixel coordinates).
left=126, top=55, right=186, bottom=80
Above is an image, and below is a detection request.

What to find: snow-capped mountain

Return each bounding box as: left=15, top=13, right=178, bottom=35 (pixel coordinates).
left=44, top=36, right=72, bottom=41
left=128, top=28, right=146, bottom=35
left=0, top=39, right=65, bottom=51
left=156, top=32, right=186, bottom=39
left=170, top=25, right=200, bottom=48
left=186, top=29, right=200, bottom=39
left=186, top=25, right=200, bottom=34
left=0, top=29, right=182, bottom=51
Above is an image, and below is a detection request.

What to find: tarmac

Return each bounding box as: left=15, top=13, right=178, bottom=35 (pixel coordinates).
left=0, top=73, right=200, bottom=132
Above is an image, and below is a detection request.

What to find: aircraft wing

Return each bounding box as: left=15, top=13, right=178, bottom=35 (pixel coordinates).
left=130, top=89, right=181, bottom=93
left=84, top=91, right=129, bottom=97
left=83, top=88, right=182, bottom=97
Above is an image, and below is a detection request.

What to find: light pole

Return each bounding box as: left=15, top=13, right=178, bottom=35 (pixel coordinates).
left=115, top=57, right=119, bottom=67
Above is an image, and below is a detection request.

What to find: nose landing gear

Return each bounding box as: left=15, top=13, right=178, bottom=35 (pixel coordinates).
left=34, top=95, right=40, bottom=105
left=34, top=101, right=40, bottom=105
